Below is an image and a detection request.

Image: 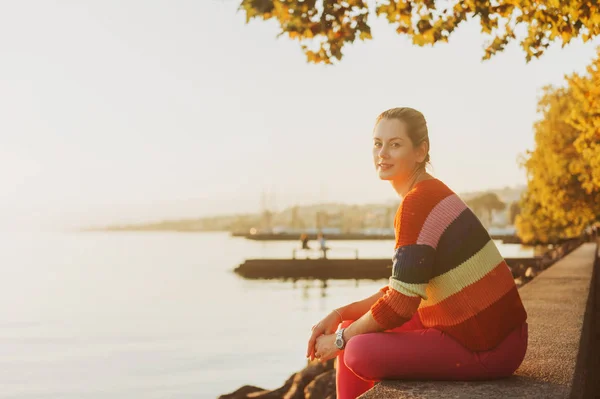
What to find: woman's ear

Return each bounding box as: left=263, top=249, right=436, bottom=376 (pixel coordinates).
left=418, top=141, right=429, bottom=163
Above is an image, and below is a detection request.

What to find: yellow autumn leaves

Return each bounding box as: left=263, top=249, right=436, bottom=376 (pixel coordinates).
left=240, top=0, right=370, bottom=64
left=239, top=0, right=599, bottom=64
left=516, top=50, right=600, bottom=244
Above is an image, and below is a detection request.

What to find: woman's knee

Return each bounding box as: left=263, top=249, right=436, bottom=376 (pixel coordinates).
left=343, top=335, right=378, bottom=381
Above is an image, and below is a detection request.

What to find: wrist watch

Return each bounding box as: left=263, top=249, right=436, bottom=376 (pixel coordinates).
left=335, top=328, right=347, bottom=350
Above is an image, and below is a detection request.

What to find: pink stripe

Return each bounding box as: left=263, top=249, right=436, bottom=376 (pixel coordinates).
left=417, top=194, right=467, bottom=248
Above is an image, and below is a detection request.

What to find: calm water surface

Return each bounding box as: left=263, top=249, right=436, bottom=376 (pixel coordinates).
left=0, top=231, right=534, bottom=398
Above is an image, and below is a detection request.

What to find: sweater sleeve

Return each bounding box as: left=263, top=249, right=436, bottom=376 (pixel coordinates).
left=370, top=192, right=437, bottom=330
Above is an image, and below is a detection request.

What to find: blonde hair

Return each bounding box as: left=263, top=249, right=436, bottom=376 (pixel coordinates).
left=375, top=107, right=431, bottom=168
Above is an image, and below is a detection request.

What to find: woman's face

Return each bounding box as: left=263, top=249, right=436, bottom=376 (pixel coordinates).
left=372, top=118, right=423, bottom=182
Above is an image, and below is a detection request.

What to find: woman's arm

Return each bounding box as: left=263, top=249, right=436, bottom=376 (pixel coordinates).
left=343, top=310, right=384, bottom=340
left=311, top=305, right=383, bottom=361
left=343, top=189, right=441, bottom=340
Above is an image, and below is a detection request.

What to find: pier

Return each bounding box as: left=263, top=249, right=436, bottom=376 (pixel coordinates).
left=235, top=256, right=543, bottom=280
left=234, top=239, right=583, bottom=281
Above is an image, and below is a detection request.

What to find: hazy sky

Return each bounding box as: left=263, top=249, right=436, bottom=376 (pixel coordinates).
left=2, top=1, right=599, bottom=229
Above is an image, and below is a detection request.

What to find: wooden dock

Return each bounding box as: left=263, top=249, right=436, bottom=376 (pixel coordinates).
left=234, top=257, right=542, bottom=280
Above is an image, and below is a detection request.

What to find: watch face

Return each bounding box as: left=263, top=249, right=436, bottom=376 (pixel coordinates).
left=335, top=337, right=343, bottom=349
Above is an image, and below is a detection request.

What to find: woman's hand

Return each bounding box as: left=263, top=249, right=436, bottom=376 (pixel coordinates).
left=306, top=311, right=342, bottom=360
left=314, top=334, right=339, bottom=362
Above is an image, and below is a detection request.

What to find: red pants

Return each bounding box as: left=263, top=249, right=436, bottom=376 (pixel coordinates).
left=336, top=313, right=528, bottom=399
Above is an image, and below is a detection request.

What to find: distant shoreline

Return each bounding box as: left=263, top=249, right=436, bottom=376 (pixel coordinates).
left=80, top=185, right=526, bottom=238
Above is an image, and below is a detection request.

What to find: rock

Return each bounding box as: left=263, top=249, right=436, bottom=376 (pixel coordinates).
left=220, top=359, right=335, bottom=399
left=283, top=359, right=335, bottom=399
left=304, top=369, right=336, bottom=399
left=252, top=374, right=295, bottom=398
left=218, top=385, right=267, bottom=399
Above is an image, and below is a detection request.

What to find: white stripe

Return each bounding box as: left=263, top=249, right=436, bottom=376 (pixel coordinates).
left=389, top=277, right=428, bottom=300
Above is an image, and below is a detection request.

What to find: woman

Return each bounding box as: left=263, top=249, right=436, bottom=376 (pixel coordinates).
left=306, top=107, right=528, bottom=399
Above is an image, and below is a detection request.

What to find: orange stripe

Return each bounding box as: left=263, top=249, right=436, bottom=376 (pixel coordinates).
left=386, top=289, right=421, bottom=315
left=370, top=296, right=413, bottom=330
left=418, top=260, right=515, bottom=327
left=395, top=180, right=452, bottom=247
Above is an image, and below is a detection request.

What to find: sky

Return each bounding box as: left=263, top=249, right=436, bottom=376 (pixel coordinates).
left=1, top=0, right=599, bottom=230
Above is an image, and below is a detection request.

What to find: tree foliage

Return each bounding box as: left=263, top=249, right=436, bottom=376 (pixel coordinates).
left=508, top=201, right=521, bottom=225
left=466, top=192, right=506, bottom=228
left=239, top=0, right=600, bottom=64
left=516, top=49, right=600, bottom=244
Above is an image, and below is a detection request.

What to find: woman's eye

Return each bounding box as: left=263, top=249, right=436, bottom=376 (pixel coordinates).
left=374, top=142, right=382, bottom=147
left=391, top=143, right=400, bottom=148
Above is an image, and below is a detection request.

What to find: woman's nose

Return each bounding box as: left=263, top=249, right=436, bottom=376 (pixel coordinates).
left=378, top=147, right=389, bottom=159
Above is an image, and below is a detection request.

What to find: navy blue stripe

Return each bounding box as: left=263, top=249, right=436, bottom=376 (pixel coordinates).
left=391, top=244, right=436, bottom=284
left=432, top=208, right=491, bottom=278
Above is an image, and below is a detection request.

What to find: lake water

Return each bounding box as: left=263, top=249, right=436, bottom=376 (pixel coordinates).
left=0, top=231, right=534, bottom=399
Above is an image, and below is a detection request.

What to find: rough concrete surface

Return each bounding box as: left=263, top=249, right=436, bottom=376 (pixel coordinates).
left=359, top=243, right=598, bottom=399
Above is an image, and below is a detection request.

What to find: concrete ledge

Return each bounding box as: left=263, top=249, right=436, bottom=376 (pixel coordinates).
left=359, top=242, right=598, bottom=399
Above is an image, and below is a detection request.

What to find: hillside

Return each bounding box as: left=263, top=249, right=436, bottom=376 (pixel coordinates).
left=85, top=185, right=526, bottom=233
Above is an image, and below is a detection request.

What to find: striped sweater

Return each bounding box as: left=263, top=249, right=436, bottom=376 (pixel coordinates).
left=370, top=178, right=527, bottom=352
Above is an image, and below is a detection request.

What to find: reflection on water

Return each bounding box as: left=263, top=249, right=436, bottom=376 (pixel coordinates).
left=295, top=278, right=382, bottom=299
left=300, top=280, right=324, bottom=299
